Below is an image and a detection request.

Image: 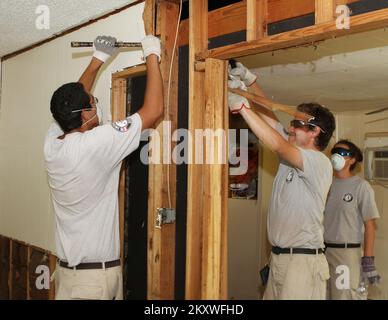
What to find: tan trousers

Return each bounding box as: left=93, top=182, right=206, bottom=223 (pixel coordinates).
left=54, top=264, right=123, bottom=300
left=325, top=247, right=367, bottom=300
left=263, top=252, right=329, bottom=300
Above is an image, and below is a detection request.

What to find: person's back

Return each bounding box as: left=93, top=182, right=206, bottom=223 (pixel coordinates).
left=44, top=116, right=142, bottom=266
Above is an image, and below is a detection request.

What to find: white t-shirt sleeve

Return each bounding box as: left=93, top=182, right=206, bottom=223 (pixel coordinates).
left=82, top=113, right=143, bottom=169
left=357, top=180, right=380, bottom=221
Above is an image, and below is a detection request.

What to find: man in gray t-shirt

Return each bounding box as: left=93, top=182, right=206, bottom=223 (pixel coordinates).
left=228, top=61, right=336, bottom=300
left=324, top=140, right=380, bottom=300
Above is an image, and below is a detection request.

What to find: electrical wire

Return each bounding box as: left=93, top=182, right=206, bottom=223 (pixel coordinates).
left=166, top=0, right=183, bottom=209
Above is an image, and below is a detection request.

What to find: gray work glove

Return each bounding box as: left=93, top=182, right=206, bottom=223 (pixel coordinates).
left=93, top=35, right=118, bottom=63
left=141, top=35, right=161, bottom=62
left=361, top=256, right=381, bottom=285
left=228, top=79, right=251, bottom=114
left=229, top=61, right=258, bottom=87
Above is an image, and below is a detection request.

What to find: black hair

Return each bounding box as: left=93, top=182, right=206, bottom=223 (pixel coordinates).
left=50, top=82, right=91, bottom=133
left=334, top=139, right=363, bottom=171
left=297, top=103, right=336, bottom=151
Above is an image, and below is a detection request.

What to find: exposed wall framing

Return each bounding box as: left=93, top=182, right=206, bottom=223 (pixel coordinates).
left=0, top=235, right=56, bottom=300
left=112, top=0, right=180, bottom=300
left=184, top=0, right=388, bottom=300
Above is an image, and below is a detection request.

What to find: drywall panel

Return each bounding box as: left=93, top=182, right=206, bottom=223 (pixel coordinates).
left=0, top=3, right=145, bottom=252
left=228, top=198, right=260, bottom=299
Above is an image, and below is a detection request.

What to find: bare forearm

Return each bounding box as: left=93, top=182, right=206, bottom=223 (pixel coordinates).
left=364, top=220, right=376, bottom=256
left=240, top=107, right=302, bottom=169
left=138, top=55, right=164, bottom=128
left=78, top=57, right=104, bottom=93
left=248, top=83, right=279, bottom=129
left=240, top=108, right=286, bottom=153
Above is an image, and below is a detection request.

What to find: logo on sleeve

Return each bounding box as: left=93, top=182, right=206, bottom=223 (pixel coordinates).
left=111, top=119, right=131, bottom=133
left=343, top=193, right=353, bottom=202
left=286, top=170, right=294, bottom=183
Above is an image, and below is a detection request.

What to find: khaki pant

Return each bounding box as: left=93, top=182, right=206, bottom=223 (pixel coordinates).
left=54, top=264, right=123, bottom=300
left=325, top=247, right=367, bottom=300
left=263, top=252, right=329, bottom=300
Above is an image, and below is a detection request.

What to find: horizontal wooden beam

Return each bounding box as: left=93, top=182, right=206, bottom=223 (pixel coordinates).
left=112, top=64, right=146, bottom=79
left=196, top=7, right=388, bottom=60
left=178, top=0, right=359, bottom=47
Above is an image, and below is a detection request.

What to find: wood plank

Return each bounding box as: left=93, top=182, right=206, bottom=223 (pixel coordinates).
left=0, top=236, right=10, bottom=299
left=179, top=0, right=360, bottom=46
left=11, top=241, right=28, bottom=300
left=111, top=77, right=128, bottom=272
left=197, top=7, right=388, bottom=60
left=48, top=254, right=57, bottom=300
left=247, top=0, right=268, bottom=41
left=29, top=248, right=51, bottom=300
left=201, top=58, right=228, bottom=299
left=143, top=0, right=156, bottom=35
left=315, top=0, right=336, bottom=24
left=147, top=0, right=179, bottom=300
left=185, top=0, right=208, bottom=300
left=112, top=64, right=146, bottom=79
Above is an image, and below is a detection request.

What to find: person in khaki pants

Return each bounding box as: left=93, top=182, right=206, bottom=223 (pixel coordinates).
left=228, top=62, right=336, bottom=300
left=324, top=140, right=381, bottom=300
left=44, top=21, right=164, bottom=299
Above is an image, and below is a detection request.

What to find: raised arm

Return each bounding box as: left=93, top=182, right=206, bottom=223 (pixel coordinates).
left=238, top=106, right=303, bottom=170
left=79, top=36, right=118, bottom=93
left=230, top=61, right=279, bottom=129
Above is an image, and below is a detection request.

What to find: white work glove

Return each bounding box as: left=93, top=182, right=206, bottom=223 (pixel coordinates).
left=228, top=79, right=251, bottom=114
left=229, top=61, right=257, bottom=87
left=93, top=35, right=118, bottom=63
left=141, top=35, right=161, bottom=62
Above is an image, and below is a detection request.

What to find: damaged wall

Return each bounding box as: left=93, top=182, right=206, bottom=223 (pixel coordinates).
left=0, top=2, right=145, bottom=252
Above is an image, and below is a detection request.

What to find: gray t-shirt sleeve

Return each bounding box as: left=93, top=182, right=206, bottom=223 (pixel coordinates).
left=357, top=180, right=380, bottom=221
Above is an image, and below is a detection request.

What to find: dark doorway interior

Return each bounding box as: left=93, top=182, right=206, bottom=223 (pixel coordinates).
left=124, top=75, right=148, bottom=299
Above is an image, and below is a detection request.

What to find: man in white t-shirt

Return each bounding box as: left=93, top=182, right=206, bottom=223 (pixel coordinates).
left=324, top=140, right=380, bottom=299
left=228, top=62, right=336, bottom=299
left=44, top=29, right=163, bottom=300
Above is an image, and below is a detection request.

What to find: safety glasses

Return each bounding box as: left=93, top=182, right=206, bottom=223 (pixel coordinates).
left=331, top=147, right=353, bottom=157
left=71, top=96, right=99, bottom=113
left=290, top=119, right=326, bottom=133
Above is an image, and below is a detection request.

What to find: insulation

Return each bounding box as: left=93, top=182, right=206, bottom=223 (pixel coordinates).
left=0, top=0, right=138, bottom=57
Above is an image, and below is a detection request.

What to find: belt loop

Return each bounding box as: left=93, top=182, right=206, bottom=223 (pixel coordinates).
left=345, top=243, right=348, bottom=249
left=102, top=261, right=106, bottom=271
left=290, top=248, right=293, bottom=255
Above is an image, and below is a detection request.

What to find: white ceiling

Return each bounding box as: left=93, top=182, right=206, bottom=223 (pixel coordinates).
left=0, top=0, right=138, bottom=58
left=240, top=28, right=388, bottom=113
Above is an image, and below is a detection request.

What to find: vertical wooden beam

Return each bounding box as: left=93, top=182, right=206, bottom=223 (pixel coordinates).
left=48, top=253, right=57, bottom=300
left=247, top=0, right=268, bottom=41
left=26, top=246, right=31, bottom=300
left=111, top=77, right=128, bottom=270
left=315, top=0, right=336, bottom=24
left=8, top=239, right=12, bottom=299
left=143, top=0, right=156, bottom=35
left=201, top=58, right=228, bottom=300
left=147, top=0, right=179, bottom=300
left=186, top=0, right=208, bottom=300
